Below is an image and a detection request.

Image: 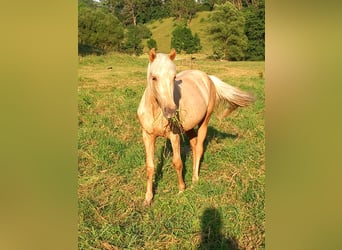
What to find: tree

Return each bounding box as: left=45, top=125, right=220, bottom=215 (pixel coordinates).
left=100, top=0, right=169, bottom=25
left=171, top=25, right=185, bottom=52
left=78, top=0, right=96, bottom=10
left=121, top=24, right=152, bottom=55
left=200, top=0, right=259, bottom=11
left=209, top=2, right=248, bottom=60
left=136, top=0, right=170, bottom=23
left=199, top=0, right=216, bottom=11
left=171, top=25, right=201, bottom=54
left=147, top=38, right=157, bottom=50
left=136, top=23, right=152, bottom=39
left=100, top=0, right=139, bottom=26
left=186, top=33, right=202, bottom=54
left=124, top=0, right=138, bottom=25
left=78, top=6, right=124, bottom=54
left=170, top=0, right=197, bottom=25
left=243, top=0, right=264, bottom=60
left=123, top=26, right=144, bottom=55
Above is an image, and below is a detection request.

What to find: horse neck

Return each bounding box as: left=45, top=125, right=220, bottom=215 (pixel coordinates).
left=146, top=63, right=152, bottom=88
left=146, top=64, right=153, bottom=98
left=145, top=65, right=161, bottom=116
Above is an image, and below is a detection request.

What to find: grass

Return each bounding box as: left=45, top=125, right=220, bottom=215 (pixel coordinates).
left=78, top=52, right=265, bottom=249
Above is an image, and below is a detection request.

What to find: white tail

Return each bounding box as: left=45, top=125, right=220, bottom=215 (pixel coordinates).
left=209, top=75, right=256, bottom=118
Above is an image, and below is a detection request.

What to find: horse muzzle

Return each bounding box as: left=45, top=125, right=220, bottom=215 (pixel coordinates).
left=163, top=106, right=176, bottom=119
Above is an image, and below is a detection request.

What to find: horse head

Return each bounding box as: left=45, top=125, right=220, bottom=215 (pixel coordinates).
left=147, top=48, right=177, bottom=119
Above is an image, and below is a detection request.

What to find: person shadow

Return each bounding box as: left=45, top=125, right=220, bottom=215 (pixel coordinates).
left=198, top=208, right=239, bottom=250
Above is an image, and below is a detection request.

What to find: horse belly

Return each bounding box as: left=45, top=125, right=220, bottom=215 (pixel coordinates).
left=176, top=73, right=210, bottom=131
left=180, top=101, right=207, bottom=131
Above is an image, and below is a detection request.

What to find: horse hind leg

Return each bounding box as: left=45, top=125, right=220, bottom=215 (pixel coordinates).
left=192, top=76, right=216, bottom=183
left=192, top=117, right=211, bottom=183
left=186, top=129, right=198, bottom=183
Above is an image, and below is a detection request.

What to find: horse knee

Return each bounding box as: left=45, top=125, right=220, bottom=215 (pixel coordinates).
left=172, top=157, right=183, bottom=170
left=196, top=144, right=204, bottom=157
left=146, top=167, right=154, bottom=179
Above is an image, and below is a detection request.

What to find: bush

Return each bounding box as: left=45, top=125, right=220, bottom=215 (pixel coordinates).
left=209, top=2, right=247, bottom=61
left=171, top=25, right=201, bottom=54
left=137, top=24, right=152, bottom=39
left=78, top=44, right=104, bottom=56
left=197, top=3, right=211, bottom=12
left=147, top=39, right=157, bottom=50
left=122, top=26, right=144, bottom=56
left=243, top=0, right=265, bottom=60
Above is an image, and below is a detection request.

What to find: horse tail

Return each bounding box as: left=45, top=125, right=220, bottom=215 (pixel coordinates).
left=209, top=75, right=256, bottom=119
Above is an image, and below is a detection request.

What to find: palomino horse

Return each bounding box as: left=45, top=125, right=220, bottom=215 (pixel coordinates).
left=137, top=48, right=255, bottom=205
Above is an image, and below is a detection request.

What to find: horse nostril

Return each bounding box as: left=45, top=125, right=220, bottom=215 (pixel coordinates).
left=163, top=107, right=175, bottom=118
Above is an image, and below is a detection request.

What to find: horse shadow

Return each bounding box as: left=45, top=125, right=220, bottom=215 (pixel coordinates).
left=153, top=126, right=238, bottom=192
left=198, top=208, right=239, bottom=250
left=205, top=126, right=238, bottom=151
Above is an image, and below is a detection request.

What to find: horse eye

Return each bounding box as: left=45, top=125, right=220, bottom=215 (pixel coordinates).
left=152, top=76, right=157, bottom=81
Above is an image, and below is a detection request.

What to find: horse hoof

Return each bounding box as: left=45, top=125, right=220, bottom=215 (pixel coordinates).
left=179, top=184, right=186, bottom=191
left=192, top=178, right=199, bottom=184
left=143, top=200, right=152, bottom=207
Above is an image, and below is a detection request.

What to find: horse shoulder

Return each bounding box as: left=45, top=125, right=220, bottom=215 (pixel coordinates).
left=137, top=90, right=154, bottom=134
left=138, top=89, right=167, bottom=135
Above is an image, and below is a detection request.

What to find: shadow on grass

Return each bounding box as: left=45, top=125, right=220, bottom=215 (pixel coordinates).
left=198, top=208, right=239, bottom=250
left=78, top=43, right=105, bottom=56
left=154, top=139, right=170, bottom=192
left=201, top=126, right=237, bottom=177
left=153, top=126, right=237, bottom=193
left=205, top=126, right=238, bottom=150
left=153, top=138, right=190, bottom=193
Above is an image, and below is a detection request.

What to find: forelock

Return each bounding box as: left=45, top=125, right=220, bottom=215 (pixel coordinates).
left=150, top=53, right=176, bottom=75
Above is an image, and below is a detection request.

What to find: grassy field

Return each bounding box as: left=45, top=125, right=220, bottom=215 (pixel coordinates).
left=78, top=53, right=265, bottom=249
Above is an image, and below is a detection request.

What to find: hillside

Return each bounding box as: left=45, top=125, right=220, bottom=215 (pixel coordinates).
left=145, top=11, right=213, bottom=55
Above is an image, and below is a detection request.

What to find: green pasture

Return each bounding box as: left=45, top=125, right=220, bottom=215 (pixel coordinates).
left=78, top=53, right=265, bottom=249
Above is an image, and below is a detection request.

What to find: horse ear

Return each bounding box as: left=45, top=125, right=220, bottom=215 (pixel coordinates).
left=149, top=48, right=156, bottom=62
left=169, top=48, right=176, bottom=61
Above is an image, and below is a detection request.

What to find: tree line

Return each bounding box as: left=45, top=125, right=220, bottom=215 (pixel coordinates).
left=78, top=0, right=264, bottom=61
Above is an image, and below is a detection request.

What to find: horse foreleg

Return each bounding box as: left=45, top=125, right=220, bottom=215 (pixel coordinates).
left=169, top=132, right=186, bottom=192
left=142, top=130, right=156, bottom=206
left=186, top=129, right=198, bottom=183
left=192, top=120, right=209, bottom=183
